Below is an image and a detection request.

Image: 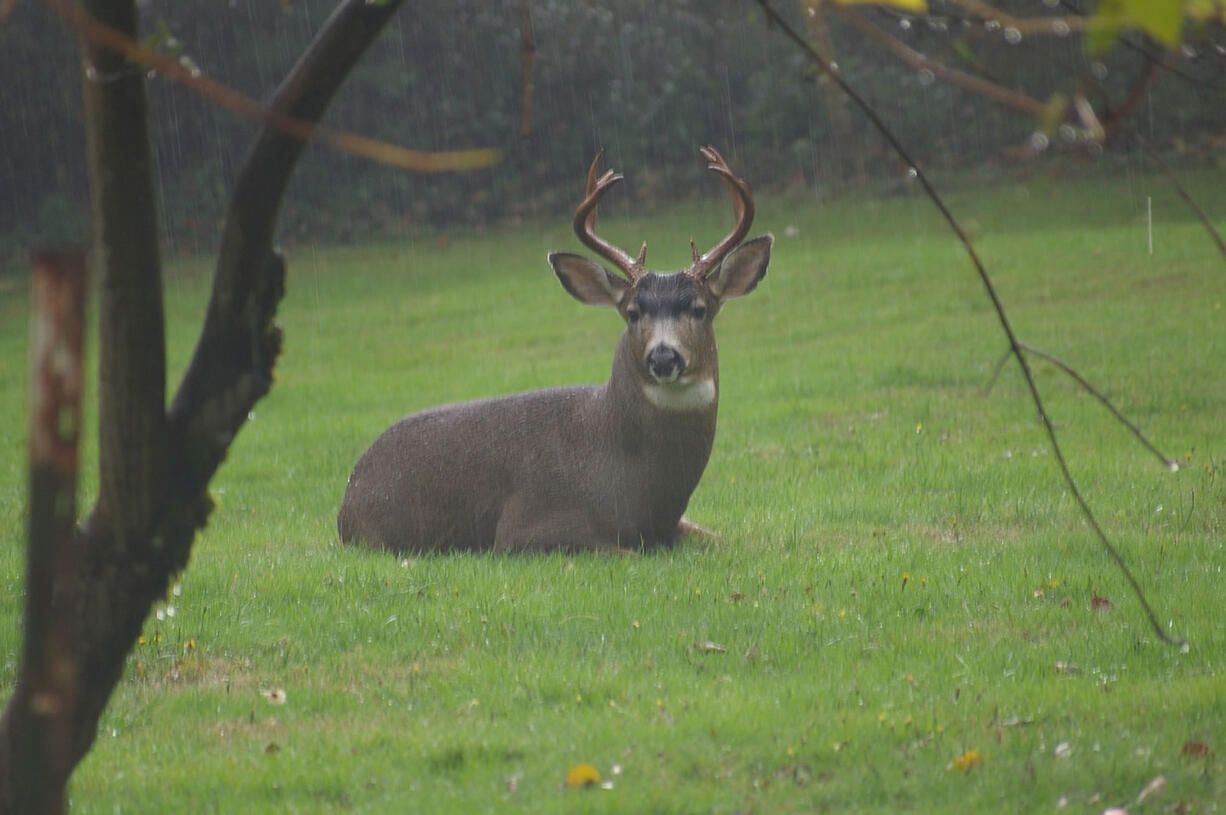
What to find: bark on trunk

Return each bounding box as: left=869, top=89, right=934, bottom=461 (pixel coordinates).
left=4, top=251, right=88, bottom=815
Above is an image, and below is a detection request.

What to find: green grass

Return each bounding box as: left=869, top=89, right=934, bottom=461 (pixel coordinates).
left=2, top=170, right=1225, bottom=813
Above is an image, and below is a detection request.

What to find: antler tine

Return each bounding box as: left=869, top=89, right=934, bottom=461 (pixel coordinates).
left=688, top=145, right=755, bottom=280
left=572, top=150, right=645, bottom=281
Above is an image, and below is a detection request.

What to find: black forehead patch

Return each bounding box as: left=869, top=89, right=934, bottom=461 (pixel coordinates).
left=634, top=272, right=701, bottom=316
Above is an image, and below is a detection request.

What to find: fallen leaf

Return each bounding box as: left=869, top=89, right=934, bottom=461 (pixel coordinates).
left=1181, top=741, right=1211, bottom=758
left=947, top=749, right=983, bottom=771
left=264, top=742, right=280, bottom=754
left=1091, top=595, right=1113, bottom=612
left=565, top=763, right=602, bottom=788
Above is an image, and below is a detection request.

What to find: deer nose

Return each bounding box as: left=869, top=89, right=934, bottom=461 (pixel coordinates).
left=646, top=345, right=685, bottom=382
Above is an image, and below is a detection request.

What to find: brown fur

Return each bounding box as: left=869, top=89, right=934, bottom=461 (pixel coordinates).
left=337, top=232, right=771, bottom=554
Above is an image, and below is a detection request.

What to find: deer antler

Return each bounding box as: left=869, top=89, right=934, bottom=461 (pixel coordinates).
left=572, top=150, right=647, bottom=281
left=686, top=145, right=755, bottom=280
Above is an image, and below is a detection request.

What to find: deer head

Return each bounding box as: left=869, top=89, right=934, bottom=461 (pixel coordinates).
left=548, top=146, right=772, bottom=411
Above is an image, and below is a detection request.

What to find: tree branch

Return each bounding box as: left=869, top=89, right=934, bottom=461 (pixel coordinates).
left=985, top=343, right=1178, bottom=470
left=833, top=4, right=1048, bottom=118
left=39, top=0, right=497, bottom=174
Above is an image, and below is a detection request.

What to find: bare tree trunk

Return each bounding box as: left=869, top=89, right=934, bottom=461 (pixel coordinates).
left=5, top=251, right=88, bottom=815
left=0, top=1, right=406, bottom=810
left=799, top=0, right=858, bottom=181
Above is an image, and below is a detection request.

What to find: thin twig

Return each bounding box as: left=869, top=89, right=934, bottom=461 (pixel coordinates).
left=1017, top=343, right=1178, bottom=470
left=833, top=4, right=1048, bottom=118
left=1099, top=57, right=1161, bottom=131
left=949, top=0, right=1090, bottom=36
left=1120, top=124, right=1226, bottom=264
left=519, top=0, right=535, bottom=138
left=40, top=0, right=499, bottom=173
left=983, top=346, right=1013, bottom=396
left=752, top=0, right=1185, bottom=649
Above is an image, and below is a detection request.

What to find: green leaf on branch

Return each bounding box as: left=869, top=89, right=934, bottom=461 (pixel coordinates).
left=1184, top=0, right=1226, bottom=22
left=1088, top=0, right=1184, bottom=55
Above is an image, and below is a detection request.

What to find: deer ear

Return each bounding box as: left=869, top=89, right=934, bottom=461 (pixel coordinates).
left=549, top=252, right=630, bottom=308
left=707, top=234, right=772, bottom=301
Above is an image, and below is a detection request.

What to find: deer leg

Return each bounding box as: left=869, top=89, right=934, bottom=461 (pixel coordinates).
left=494, top=498, right=627, bottom=553
left=676, top=517, right=719, bottom=540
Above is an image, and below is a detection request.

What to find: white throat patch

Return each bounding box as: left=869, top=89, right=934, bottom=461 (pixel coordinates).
left=641, top=377, right=716, bottom=412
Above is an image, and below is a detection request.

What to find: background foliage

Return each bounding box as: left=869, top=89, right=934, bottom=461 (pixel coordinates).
left=2, top=0, right=1224, bottom=260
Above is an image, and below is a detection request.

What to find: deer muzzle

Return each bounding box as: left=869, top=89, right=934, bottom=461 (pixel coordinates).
left=646, top=344, right=686, bottom=383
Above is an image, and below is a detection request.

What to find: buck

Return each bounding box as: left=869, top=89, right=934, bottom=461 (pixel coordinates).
left=337, top=146, right=772, bottom=553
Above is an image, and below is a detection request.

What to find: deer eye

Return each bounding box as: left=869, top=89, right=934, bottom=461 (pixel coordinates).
left=626, top=308, right=641, bottom=324
left=691, top=305, right=707, bottom=321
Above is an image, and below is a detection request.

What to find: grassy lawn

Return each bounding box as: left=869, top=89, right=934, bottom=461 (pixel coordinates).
left=1, top=170, right=1224, bottom=813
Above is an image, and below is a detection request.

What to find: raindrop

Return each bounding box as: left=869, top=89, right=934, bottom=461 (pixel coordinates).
left=84, top=65, right=99, bottom=82
left=179, top=55, right=203, bottom=79
left=1058, top=124, right=1077, bottom=142
left=1003, top=27, right=1022, bottom=45
left=927, top=17, right=948, bottom=33
left=899, top=17, right=912, bottom=31
left=1091, top=61, right=1108, bottom=79
left=984, top=19, right=1001, bottom=32
left=1181, top=44, right=1198, bottom=60
left=1051, top=19, right=1070, bottom=37
left=906, top=167, right=919, bottom=180
left=917, top=68, right=935, bottom=87
left=1029, top=131, right=1050, bottom=151
left=807, top=5, right=815, bottom=16
left=828, top=61, right=839, bottom=73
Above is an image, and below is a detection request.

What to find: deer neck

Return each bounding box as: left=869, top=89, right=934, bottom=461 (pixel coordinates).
left=601, top=333, right=719, bottom=456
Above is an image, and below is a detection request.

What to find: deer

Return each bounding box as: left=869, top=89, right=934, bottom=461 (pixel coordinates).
left=337, top=146, right=772, bottom=554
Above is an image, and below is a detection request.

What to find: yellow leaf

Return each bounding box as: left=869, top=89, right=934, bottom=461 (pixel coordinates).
left=1186, top=0, right=1226, bottom=22
left=949, top=749, right=984, bottom=771
left=1089, top=0, right=1183, bottom=54
left=565, top=763, right=602, bottom=788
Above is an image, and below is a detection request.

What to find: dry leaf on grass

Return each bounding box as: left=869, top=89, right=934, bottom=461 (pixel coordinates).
left=565, top=763, right=602, bottom=788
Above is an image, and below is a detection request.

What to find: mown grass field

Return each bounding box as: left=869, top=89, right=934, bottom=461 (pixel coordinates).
left=1, top=170, right=1224, bottom=813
